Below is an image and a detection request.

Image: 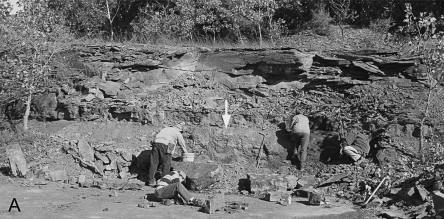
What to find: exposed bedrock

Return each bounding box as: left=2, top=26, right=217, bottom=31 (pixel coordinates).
left=4, top=45, right=442, bottom=164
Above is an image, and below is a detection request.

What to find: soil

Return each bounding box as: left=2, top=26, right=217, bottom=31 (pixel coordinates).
left=0, top=174, right=363, bottom=219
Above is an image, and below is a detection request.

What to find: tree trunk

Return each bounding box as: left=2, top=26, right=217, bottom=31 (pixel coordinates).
left=268, top=16, right=274, bottom=45
left=419, top=85, right=433, bottom=162
left=23, top=90, right=32, bottom=131
left=258, top=23, right=262, bottom=48
left=339, top=23, right=344, bottom=38
left=237, top=26, right=244, bottom=45
left=106, top=0, right=114, bottom=41
left=212, top=30, right=216, bottom=45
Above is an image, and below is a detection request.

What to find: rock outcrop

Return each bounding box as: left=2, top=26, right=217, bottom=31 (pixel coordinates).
left=7, top=45, right=443, bottom=192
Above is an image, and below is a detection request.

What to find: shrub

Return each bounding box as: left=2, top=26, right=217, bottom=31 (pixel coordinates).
left=307, top=7, right=332, bottom=36
left=268, top=18, right=288, bottom=44
left=369, top=18, right=393, bottom=33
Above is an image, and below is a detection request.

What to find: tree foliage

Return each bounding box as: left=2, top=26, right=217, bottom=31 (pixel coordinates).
left=48, top=0, right=121, bottom=39
left=3, top=0, right=444, bottom=45
left=400, top=3, right=444, bottom=161
left=0, top=0, right=70, bottom=129
left=328, top=0, right=354, bottom=37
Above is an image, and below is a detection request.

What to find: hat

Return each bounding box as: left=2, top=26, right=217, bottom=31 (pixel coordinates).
left=175, top=122, right=185, bottom=131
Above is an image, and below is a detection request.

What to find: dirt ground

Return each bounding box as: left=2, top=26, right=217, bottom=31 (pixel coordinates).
left=0, top=120, right=371, bottom=219
left=0, top=176, right=362, bottom=219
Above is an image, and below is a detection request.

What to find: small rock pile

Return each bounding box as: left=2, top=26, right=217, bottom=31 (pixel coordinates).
left=62, top=139, right=135, bottom=180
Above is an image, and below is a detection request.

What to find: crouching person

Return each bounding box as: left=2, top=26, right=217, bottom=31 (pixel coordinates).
left=340, top=128, right=370, bottom=165
left=153, top=170, right=206, bottom=207
left=285, top=112, right=310, bottom=170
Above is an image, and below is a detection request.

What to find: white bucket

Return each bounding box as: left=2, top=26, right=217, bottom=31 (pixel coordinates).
left=182, top=153, right=195, bottom=162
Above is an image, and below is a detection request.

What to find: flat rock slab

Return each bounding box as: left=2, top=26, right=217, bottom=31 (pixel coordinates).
left=314, top=54, right=351, bottom=66
left=433, top=191, right=444, bottom=217
left=197, top=49, right=313, bottom=74
left=97, top=81, right=121, bottom=97
left=379, top=209, right=408, bottom=219
left=77, top=139, right=94, bottom=162
left=48, top=170, right=68, bottom=182
left=247, top=174, right=298, bottom=193
left=6, top=143, right=28, bottom=177
left=171, top=161, right=222, bottom=191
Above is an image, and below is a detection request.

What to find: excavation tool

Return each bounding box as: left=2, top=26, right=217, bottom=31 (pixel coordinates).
left=256, top=132, right=266, bottom=168
left=362, top=176, right=389, bottom=208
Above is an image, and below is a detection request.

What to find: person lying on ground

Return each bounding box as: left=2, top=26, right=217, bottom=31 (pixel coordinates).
left=339, top=127, right=370, bottom=165
left=148, top=122, right=189, bottom=186
left=152, top=170, right=206, bottom=207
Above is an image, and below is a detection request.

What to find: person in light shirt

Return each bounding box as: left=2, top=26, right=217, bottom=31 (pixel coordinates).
left=148, top=122, right=188, bottom=186
left=151, top=170, right=207, bottom=208
left=285, top=112, right=310, bottom=170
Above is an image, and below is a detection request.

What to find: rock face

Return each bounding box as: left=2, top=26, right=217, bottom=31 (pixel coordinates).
left=191, top=127, right=285, bottom=162
left=16, top=45, right=444, bottom=194
left=24, top=46, right=430, bottom=140
left=172, top=161, right=222, bottom=191
left=6, top=143, right=28, bottom=177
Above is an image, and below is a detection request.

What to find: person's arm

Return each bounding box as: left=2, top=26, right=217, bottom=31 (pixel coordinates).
left=176, top=132, right=188, bottom=153
left=339, top=132, right=354, bottom=154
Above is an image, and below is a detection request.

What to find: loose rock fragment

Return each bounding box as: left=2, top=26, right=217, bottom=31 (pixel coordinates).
left=308, top=191, right=322, bottom=206
left=173, top=161, right=222, bottom=191
left=265, top=191, right=283, bottom=202
left=6, top=143, right=28, bottom=177
left=297, top=175, right=316, bottom=188
left=78, top=139, right=94, bottom=162
left=415, top=185, right=429, bottom=202
left=432, top=191, right=444, bottom=217
left=49, top=170, right=68, bottom=182
left=94, top=152, right=110, bottom=164
left=246, top=174, right=298, bottom=193
left=204, top=193, right=225, bottom=214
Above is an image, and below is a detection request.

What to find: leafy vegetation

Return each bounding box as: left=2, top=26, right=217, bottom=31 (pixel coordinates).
left=0, top=0, right=70, bottom=130
left=2, top=0, right=444, bottom=43
left=400, top=3, right=444, bottom=162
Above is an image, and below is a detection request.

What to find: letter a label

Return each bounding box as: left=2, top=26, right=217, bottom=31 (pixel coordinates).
left=9, top=198, right=21, bottom=212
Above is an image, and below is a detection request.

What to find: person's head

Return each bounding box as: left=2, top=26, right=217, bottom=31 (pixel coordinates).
left=178, top=170, right=186, bottom=181
left=175, top=122, right=185, bottom=132
left=294, top=109, right=302, bottom=116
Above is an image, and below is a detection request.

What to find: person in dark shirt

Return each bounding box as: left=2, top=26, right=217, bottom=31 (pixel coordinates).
left=340, top=128, right=370, bottom=165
